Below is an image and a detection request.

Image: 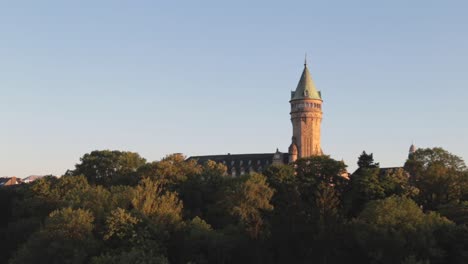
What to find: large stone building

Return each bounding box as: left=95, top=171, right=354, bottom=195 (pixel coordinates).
left=189, top=60, right=324, bottom=176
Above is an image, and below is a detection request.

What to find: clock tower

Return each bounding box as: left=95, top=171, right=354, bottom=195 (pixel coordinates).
left=288, top=60, right=323, bottom=163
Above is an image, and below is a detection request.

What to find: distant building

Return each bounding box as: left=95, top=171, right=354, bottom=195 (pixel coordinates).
left=188, top=150, right=289, bottom=177
left=189, top=60, right=323, bottom=176
left=0, top=177, right=21, bottom=187
left=23, top=175, right=45, bottom=183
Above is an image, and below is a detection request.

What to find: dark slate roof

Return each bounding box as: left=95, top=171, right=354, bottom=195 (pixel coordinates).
left=188, top=153, right=289, bottom=176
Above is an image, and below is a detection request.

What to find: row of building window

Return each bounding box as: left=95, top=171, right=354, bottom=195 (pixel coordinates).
left=222, top=160, right=269, bottom=166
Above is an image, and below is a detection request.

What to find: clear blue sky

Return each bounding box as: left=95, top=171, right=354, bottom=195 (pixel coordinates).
left=1, top=0, right=467, bottom=177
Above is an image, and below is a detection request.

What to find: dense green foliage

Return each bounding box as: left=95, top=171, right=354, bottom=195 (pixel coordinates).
left=1, top=149, right=467, bottom=264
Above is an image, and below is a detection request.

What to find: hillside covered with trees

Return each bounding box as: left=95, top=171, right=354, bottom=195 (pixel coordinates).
left=1, top=148, right=467, bottom=264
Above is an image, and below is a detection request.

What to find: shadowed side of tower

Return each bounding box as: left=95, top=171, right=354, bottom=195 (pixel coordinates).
left=288, top=60, right=323, bottom=162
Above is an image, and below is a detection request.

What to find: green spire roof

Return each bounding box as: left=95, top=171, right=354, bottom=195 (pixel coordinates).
left=291, top=63, right=322, bottom=100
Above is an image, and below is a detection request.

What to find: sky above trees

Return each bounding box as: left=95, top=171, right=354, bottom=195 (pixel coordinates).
left=1, top=0, right=467, bottom=177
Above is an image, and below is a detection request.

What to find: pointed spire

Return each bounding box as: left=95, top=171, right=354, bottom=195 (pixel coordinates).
left=291, top=57, right=321, bottom=100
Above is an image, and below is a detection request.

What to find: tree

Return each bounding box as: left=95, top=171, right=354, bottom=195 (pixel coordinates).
left=175, top=217, right=218, bottom=264
left=380, top=168, right=419, bottom=198
left=137, top=153, right=202, bottom=188
left=91, top=249, right=169, bottom=264
left=229, top=173, right=274, bottom=239
left=71, top=150, right=146, bottom=186
left=263, top=164, right=309, bottom=263
left=201, top=160, right=227, bottom=178
left=357, top=151, right=379, bottom=169
left=433, top=224, right=468, bottom=264
left=294, top=155, right=348, bottom=221
left=351, top=196, right=453, bottom=264
left=103, top=208, right=140, bottom=242
left=295, top=155, right=348, bottom=192
left=347, top=152, right=418, bottom=216
left=263, top=164, right=299, bottom=228
left=94, top=207, right=169, bottom=264
left=404, top=147, right=468, bottom=209
left=315, top=182, right=341, bottom=229
left=178, top=160, right=228, bottom=222
left=10, top=208, right=98, bottom=264
left=131, top=177, right=183, bottom=229
left=436, top=201, right=468, bottom=225
left=345, top=168, right=385, bottom=216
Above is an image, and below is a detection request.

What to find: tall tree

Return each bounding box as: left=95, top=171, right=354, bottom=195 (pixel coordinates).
left=404, top=147, right=468, bottom=209
left=357, top=151, right=380, bottom=169
left=10, top=208, right=98, bottom=264
left=178, top=160, right=228, bottom=222
left=131, top=177, right=183, bottom=230
left=294, top=155, right=348, bottom=214
left=351, top=196, right=454, bottom=264
left=71, top=150, right=146, bottom=186
left=137, top=153, right=202, bottom=188
left=228, top=173, right=274, bottom=240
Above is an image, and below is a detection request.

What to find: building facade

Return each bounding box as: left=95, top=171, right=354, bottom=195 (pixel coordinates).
left=189, top=61, right=323, bottom=176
